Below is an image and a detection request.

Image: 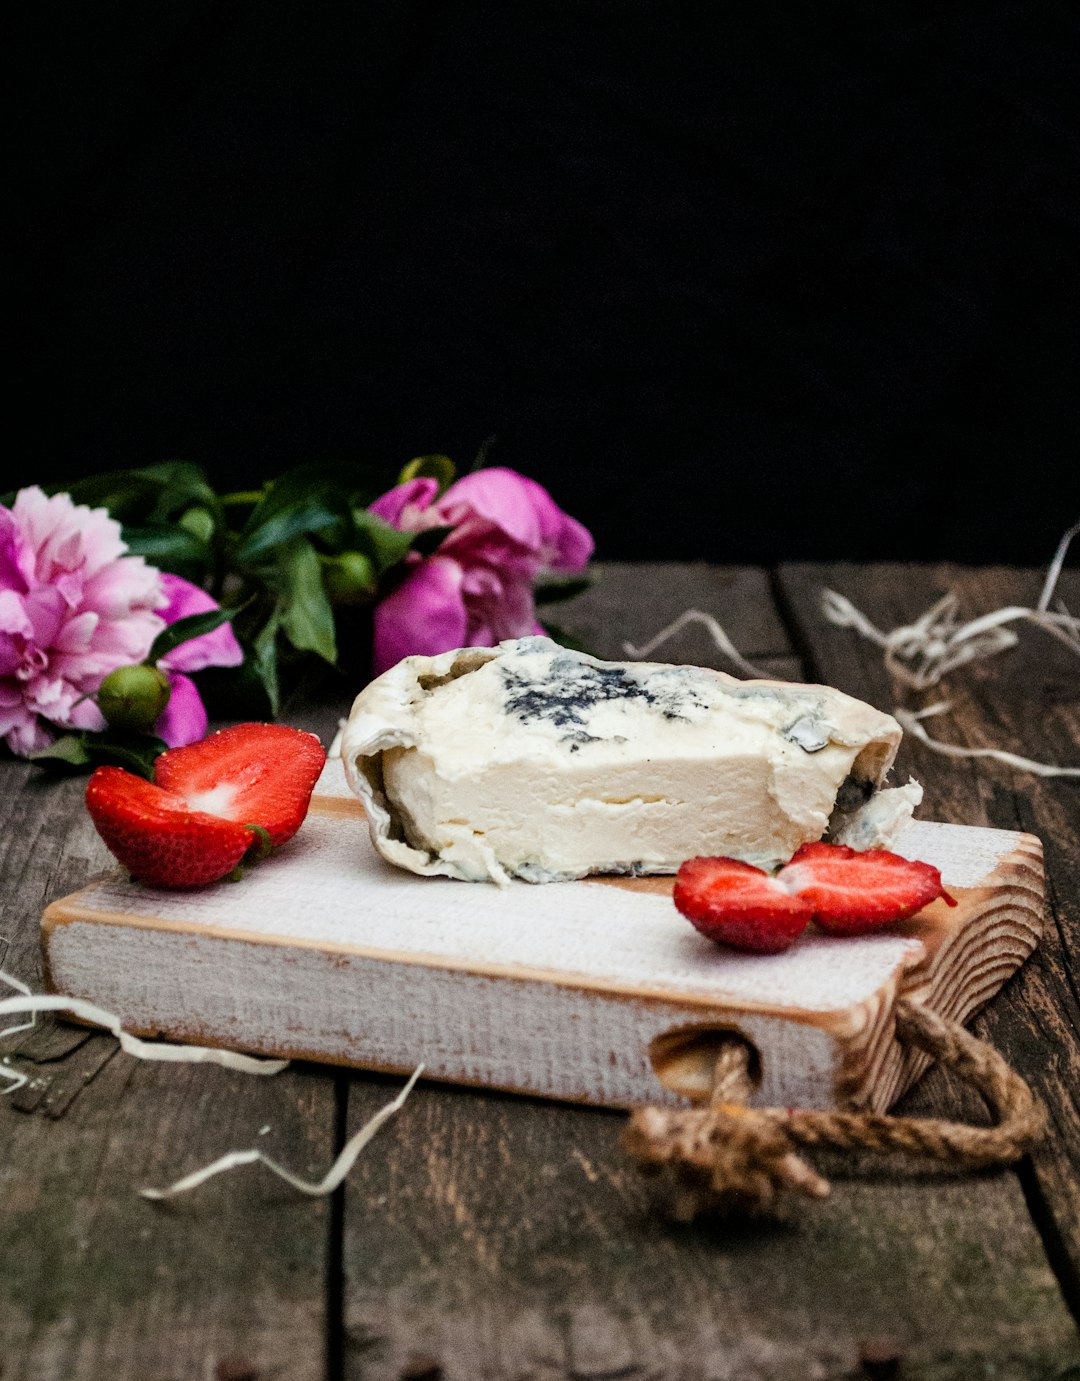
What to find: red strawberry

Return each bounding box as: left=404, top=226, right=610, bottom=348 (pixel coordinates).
left=674, top=842, right=956, bottom=953
left=673, top=856, right=813, bottom=953
left=86, top=767, right=257, bottom=887
left=154, top=723, right=326, bottom=847
left=86, top=723, right=327, bottom=887
left=782, top=841, right=956, bottom=935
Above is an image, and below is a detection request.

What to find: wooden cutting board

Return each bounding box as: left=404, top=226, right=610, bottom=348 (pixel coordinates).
left=41, top=761, right=1045, bottom=1112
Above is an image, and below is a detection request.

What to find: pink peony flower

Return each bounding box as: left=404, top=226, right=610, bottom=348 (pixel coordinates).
left=0, top=487, right=242, bottom=756
left=369, top=467, right=593, bottom=673
left=153, top=572, right=244, bottom=747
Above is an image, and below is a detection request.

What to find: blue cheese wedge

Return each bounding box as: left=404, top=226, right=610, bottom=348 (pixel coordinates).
left=340, top=637, right=921, bottom=885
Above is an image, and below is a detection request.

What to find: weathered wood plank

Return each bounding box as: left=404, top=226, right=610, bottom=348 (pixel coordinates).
left=551, top=561, right=797, bottom=672
left=339, top=1080, right=1078, bottom=1381
left=340, top=562, right=1080, bottom=1380
left=778, top=560, right=1080, bottom=1315
left=0, top=763, right=337, bottom=1379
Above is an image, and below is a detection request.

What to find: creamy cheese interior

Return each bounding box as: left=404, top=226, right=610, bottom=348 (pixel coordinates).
left=341, top=637, right=920, bottom=885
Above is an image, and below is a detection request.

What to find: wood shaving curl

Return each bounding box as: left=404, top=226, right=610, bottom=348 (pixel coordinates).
left=0, top=988, right=289, bottom=1076
left=895, top=704, right=1080, bottom=780
left=140, top=1065, right=423, bottom=1200
left=820, top=520, right=1080, bottom=691
left=623, top=609, right=766, bottom=678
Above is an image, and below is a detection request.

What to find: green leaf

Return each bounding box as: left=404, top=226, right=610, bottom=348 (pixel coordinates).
left=121, top=524, right=213, bottom=579
left=397, top=454, right=456, bottom=493
left=534, top=575, right=591, bottom=606
left=135, top=462, right=218, bottom=523
left=252, top=611, right=282, bottom=716
left=275, top=539, right=338, bottom=664
left=29, top=735, right=92, bottom=768
left=57, top=471, right=165, bottom=521
left=539, top=620, right=593, bottom=655
left=236, top=465, right=349, bottom=566
left=351, top=508, right=415, bottom=573
left=90, top=734, right=169, bottom=780
left=147, top=606, right=237, bottom=665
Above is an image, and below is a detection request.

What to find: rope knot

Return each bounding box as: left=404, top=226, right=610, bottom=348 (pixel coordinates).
left=625, top=1103, right=828, bottom=1220
left=624, top=1001, right=1044, bottom=1222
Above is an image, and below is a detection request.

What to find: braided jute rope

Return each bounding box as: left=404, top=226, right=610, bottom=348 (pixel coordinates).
left=624, top=999, right=1045, bottom=1221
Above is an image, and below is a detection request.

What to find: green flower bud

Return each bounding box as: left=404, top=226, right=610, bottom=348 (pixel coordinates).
left=320, top=551, right=376, bottom=606
left=97, top=664, right=172, bottom=734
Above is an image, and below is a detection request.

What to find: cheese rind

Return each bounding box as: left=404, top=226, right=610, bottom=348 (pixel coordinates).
left=341, top=637, right=916, bottom=884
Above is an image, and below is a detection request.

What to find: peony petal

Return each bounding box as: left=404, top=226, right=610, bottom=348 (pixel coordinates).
left=0, top=636, right=21, bottom=678
left=434, top=468, right=594, bottom=571
left=0, top=509, right=30, bottom=594
left=54, top=611, right=99, bottom=655
left=462, top=566, right=542, bottom=645
left=157, top=574, right=244, bottom=673
left=368, top=478, right=440, bottom=530
left=22, top=585, right=67, bottom=650
left=82, top=558, right=167, bottom=619
left=0, top=589, right=33, bottom=639
left=373, top=556, right=468, bottom=673
left=154, top=671, right=208, bottom=748
left=66, top=695, right=107, bottom=733
left=3, top=712, right=55, bottom=757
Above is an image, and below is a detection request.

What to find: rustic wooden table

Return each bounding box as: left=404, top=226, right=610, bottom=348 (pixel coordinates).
left=2, top=563, right=1078, bottom=1381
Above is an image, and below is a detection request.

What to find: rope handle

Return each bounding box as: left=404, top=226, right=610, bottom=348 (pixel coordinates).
left=623, top=999, right=1045, bottom=1220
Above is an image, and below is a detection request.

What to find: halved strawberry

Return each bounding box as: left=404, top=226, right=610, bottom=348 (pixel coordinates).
left=674, top=842, right=957, bottom=952
left=154, top=723, right=326, bottom=847
left=86, top=767, right=256, bottom=888
left=782, top=841, right=956, bottom=935
left=673, top=856, right=813, bottom=953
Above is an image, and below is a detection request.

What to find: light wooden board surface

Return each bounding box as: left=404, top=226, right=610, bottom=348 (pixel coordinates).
left=42, top=769, right=1044, bottom=1112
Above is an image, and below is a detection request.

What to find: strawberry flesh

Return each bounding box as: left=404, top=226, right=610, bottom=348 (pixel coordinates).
left=783, top=840, right=956, bottom=935
left=86, top=767, right=255, bottom=888
left=86, top=722, right=327, bottom=888
left=674, top=841, right=956, bottom=952
left=673, top=856, right=812, bottom=953
left=154, top=723, right=326, bottom=847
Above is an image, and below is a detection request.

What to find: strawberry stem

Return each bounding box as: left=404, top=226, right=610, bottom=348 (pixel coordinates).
left=244, top=824, right=273, bottom=860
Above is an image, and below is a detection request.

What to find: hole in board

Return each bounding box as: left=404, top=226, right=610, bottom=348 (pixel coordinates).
left=648, top=1023, right=763, bottom=1103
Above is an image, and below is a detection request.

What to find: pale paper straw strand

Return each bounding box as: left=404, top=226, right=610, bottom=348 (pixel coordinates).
left=821, top=519, right=1080, bottom=691
left=0, top=992, right=289, bottom=1075
left=1, top=962, right=35, bottom=1095
left=895, top=704, right=1080, bottom=780
left=623, top=609, right=766, bottom=678
left=0, top=958, right=36, bottom=1040
left=140, top=1065, right=423, bottom=1200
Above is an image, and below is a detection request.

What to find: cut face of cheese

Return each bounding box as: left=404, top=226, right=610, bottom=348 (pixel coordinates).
left=340, top=637, right=921, bottom=885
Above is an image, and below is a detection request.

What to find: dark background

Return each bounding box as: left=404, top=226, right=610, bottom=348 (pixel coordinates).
left=10, top=2, right=1080, bottom=564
